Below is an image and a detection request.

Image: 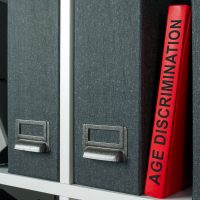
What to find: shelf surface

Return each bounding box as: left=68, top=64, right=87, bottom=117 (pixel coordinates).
left=0, top=167, right=192, bottom=200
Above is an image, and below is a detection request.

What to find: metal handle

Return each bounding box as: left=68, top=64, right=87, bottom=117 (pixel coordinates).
left=14, top=119, right=50, bottom=153
left=82, top=124, right=128, bottom=162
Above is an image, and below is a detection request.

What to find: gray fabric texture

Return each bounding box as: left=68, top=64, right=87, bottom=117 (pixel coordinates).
left=73, top=0, right=188, bottom=195
left=193, top=0, right=200, bottom=199
left=8, top=0, right=60, bottom=181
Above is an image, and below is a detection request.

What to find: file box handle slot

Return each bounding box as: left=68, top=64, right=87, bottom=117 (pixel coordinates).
left=82, top=124, right=127, bottom=162
left=14, top=119, right=50, bottom=153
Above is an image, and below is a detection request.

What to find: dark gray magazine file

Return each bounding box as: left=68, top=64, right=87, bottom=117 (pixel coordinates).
left=73, top=0, right=192, bottom=195
left=193, top=0, right=200, bottom=199
left=8, top=0, right=60, bottom=181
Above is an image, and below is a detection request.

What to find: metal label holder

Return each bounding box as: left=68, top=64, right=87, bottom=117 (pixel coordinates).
left=14, top=119, right=50, bottom=153
left=83, top=124, right=128, bottom=162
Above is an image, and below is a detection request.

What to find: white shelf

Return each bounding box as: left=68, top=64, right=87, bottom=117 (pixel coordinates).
left=0, top=167, right=192, bottom=200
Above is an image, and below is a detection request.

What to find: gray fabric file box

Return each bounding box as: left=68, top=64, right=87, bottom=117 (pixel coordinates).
left=8, top=0, right=60, bottom=181
left=193, top=0, right=200, bottom=199
left=74, top=0, right=191, bottom=195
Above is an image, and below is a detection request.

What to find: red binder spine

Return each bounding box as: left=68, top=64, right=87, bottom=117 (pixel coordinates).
left=144, top=5, right=191, bottom=198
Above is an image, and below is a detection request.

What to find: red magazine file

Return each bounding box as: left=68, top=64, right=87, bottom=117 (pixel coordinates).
left=144, top=5, right=191, bottom=198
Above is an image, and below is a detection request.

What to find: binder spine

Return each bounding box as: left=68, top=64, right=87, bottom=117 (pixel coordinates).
left=144, top=5, right=191, bottom=198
